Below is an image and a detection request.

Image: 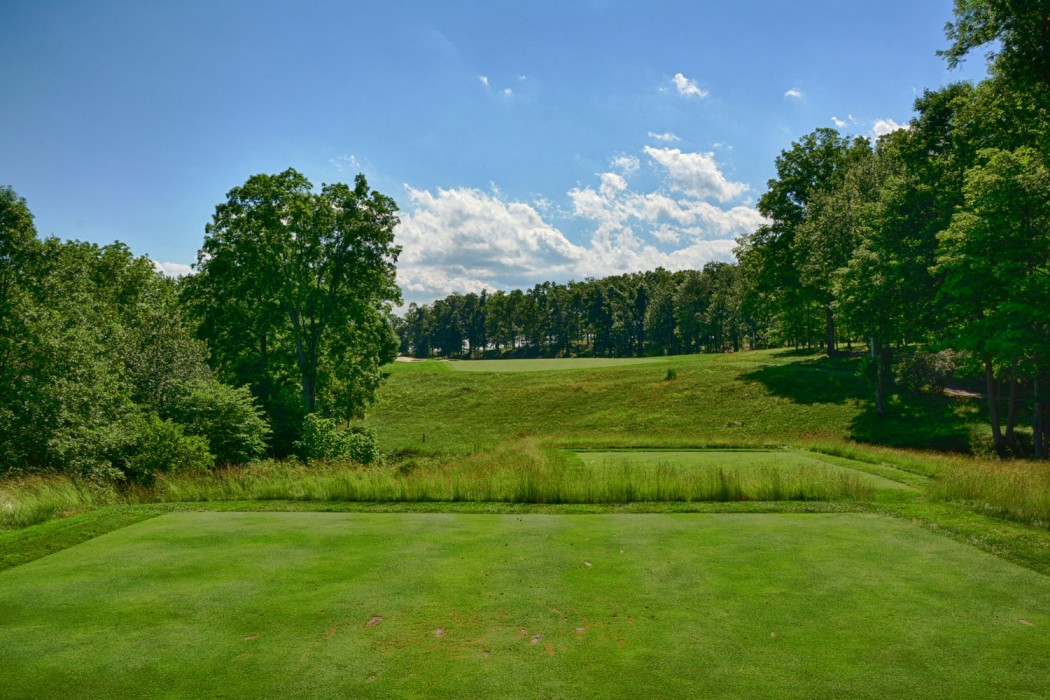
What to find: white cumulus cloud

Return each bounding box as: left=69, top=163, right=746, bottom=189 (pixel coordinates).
left=831, top=116, right=847, bottom=128
left=152, top=260, right=194, bottom=278
left=609, top=154, right=641, bottom=173
left=642, top=147, right=748, bottom=202
left=671, top=73, right=708, bottom=98
left=784, top=88, right=803, bottom=99
left=396, top=187, right=586, bottom=301
left=872, top=118, right=907, bottom=138
left=394, top=146, right=765, bottom=304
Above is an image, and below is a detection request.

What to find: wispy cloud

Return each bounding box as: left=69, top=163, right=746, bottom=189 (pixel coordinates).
left=671, top=73, right=708, bottom=98
left=609, top=154, right=641, bottom=174
left=831, top=116, right=847, bottom=128
left=784, top=88, right=803, bottom=99
left=478, top=75, right=489, bottom=87
left=647, top=131, right=681, bottom=142
left=329, top=154, right=362, bottom=173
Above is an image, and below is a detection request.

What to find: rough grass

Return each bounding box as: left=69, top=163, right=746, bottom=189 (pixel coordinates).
left=0, top=474, right=125, bottom=530
left=928, top=457, right=1050, bottom=528
left=445, top=357, right=665, bottom=372
left=137, top=444, right=876, bottom=505
left=3, top=511, right=1050, bottom=698
left=366, top=350, right=868, bottom=452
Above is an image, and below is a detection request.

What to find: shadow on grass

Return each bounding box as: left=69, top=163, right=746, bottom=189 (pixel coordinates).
left=743, top=352, right=868, bottom=405
left=744, top=351, right=976, bottom=452
left=850, top=395, right=975, bottom=452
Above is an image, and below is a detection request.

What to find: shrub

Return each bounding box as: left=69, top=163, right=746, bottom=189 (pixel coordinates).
left=112, top=412, right=214, bottom=484
left=168, top=380, right=270, bottom=465
left=896, top=350, right=959, bottom=394
left=295, top=414, right=380, bottom=464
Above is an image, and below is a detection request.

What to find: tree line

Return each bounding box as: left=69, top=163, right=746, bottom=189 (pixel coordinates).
left=395, top=263, right=758, bottom=360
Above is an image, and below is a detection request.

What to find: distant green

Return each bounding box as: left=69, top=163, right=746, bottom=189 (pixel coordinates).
left=574, top=450, right=917, bottom=491
left=444, top=357, right=665, bottom=372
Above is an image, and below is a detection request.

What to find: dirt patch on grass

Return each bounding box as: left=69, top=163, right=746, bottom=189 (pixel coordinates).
left=366, top=615, right=383, bottom=628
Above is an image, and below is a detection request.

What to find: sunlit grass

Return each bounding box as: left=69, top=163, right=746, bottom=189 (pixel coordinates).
left=928, top=457, right=1050, bottom=528
left=149, top=441, right=873, bottom=505
left=0, top=475, right=124, bottom=530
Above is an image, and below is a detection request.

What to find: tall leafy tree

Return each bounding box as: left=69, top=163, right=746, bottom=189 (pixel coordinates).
left=941, top=0, right=1050, bottom=91
left=739, top=128, right=858, bottom=355
left=935, top=147, right=1050, bottom=455
left=185, top=168, right=401, bottom=427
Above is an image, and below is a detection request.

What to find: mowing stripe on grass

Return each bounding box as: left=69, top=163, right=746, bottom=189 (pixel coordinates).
left=1, top=511, right=1048, bottom=698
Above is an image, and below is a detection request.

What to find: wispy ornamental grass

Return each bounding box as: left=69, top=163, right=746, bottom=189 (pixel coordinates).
left=928, top=458, right=1050, bottom=528
left=0, top=475, right=124, bottom=531
left=147, top=440, right=873, bottom=506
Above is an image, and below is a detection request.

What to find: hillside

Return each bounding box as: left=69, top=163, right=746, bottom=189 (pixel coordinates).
left=363, top=349, right=978, bottom=454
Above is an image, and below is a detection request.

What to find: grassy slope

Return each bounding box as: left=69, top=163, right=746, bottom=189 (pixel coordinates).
left=365, top=349, right=976, bottom=453
left=2, top=511, right=1049, bottom=698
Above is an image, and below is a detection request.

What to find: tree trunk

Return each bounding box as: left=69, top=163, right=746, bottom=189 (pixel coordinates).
left=985, top=358, right=1005, bottom=456
left=871, top=337, right=892, bottom=416
left=825, top=304, right=836, bottom=357
left=1004, top=360, right=1019, bottom=452
left=1034, top=376, right=1046, bottom=460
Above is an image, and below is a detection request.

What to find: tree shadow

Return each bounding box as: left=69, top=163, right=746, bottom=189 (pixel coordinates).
left=742, top=351, right=868, bottom=405
left=743, top=350, right=976, bottom=452
left=850, top=394, right=976, bottom=452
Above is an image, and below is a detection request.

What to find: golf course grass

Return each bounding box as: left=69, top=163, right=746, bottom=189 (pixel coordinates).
left=444, top=357, right=666, bottom=372
left=2, top=511, right=1048, bottom=698
left=572, top=449, right=918, bottom=491
left=4, top=348, right=1050, bottom=696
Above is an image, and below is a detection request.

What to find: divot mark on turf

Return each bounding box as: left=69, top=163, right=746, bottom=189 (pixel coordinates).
left=531, top=634, right=542, bottom=645
left=434, top=627, right=445, bottom=638
left=584, top=561, right=593, bottom=567
left=545, top=643, right=555, bottom=655
left=244, top=633, right=258, bottom=640
left=366, top=615, right=383, bottom=628
left=1020, top=619, right=1035, bottom=627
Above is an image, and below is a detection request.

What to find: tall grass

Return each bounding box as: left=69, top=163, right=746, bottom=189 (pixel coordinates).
left=1, top=442, right=875, bottom=530
left=928, top=458, right=1050, bottom=528
left=0, top=475, right=124, bottom=530
left=150, top=440, right=873, bottom=505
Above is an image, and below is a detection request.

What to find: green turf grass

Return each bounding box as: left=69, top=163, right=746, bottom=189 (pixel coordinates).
left=445, top=357, right=665, bottom=372
left=367, top=349, right=979, bottom=453
left=573, top=449, right=917, bottom=491
left=2, top=511, right=1048, bottom=698
left=367, top=350, right=868, bottom=452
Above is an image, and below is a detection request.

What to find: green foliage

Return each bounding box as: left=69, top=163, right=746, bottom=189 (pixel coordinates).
left=111, top=413, right=214, bottom=484
left=168, top=380, right=270, bottom=465
left=896, top=350, right=961, bottom=394
left=941, top=0, right=1050, bottom=91
left=183, top=168, right=402, bottom=431
left=295, top=413, right=379, bottom=464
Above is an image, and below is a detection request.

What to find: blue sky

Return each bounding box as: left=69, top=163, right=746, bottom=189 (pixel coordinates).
left=2, top=1, right=988, bottom=304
